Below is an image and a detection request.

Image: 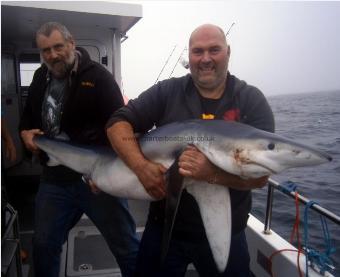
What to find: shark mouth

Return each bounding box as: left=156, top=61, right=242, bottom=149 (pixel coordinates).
left=240, top=161, right=278, bottom=177
left=235, top=151, right=277, bottom=176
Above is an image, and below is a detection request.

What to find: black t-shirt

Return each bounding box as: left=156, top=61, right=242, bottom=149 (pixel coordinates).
left=150, top=96, right=224, bottom=240
left=199, top=94, right=220, bottom=120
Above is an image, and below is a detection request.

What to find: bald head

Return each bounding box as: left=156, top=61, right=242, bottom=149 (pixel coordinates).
left=189, top=24, right=227, bottom=48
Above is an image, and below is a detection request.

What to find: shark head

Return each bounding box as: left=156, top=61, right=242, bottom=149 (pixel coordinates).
left=192, top=121, right=332, bottom=179
left=226, top=137, right=332, bottom=178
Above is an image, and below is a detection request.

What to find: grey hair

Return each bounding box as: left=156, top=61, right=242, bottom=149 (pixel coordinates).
left=36, top=22, right=73, bottom=42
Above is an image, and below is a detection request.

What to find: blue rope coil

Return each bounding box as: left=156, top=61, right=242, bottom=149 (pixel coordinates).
left=303, top=200, right=336, bottom=276
left=280, top=180, right=298, bottom=193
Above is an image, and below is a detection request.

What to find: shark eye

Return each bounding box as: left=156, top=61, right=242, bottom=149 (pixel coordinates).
left=267, top=142, right=275, bottom=150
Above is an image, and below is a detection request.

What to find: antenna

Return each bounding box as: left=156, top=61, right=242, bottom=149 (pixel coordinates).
left=154, top=45, right=177, bottom=84
left=225, top=22, right=235, bottom=37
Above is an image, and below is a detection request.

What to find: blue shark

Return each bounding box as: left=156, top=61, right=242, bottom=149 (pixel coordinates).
left=33, top=119, right=332, bottom=272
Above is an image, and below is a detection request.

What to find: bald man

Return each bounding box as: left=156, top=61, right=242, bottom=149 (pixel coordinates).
left=106, top=24, right=275, bottom=276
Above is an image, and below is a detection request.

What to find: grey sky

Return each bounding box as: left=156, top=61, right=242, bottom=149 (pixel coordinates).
left=120, top=1, right=340, bottom=99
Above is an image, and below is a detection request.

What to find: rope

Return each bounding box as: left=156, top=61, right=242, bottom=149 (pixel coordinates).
left=290, top=191, right=303, bottom=277
left=269, top=181, right=336, bottom=276
left=303, top=200, right=336, bottom=276
left=270, top=185, right=303, bottom=277
left=280, top=180, right=298, bottom=193
left=283, top=180, right=303, bottom=277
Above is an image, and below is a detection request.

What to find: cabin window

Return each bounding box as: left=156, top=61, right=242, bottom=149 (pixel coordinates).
left=18, top=54, right=41, bottom=109
left=18, top=54, right=41, bottom=100
left=19, top=63, right=41, bottom=87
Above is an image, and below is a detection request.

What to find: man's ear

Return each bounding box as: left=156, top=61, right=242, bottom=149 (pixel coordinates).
left=69, top=38, right=76, bottom=50
left=227, top=45, right=231, bottom=58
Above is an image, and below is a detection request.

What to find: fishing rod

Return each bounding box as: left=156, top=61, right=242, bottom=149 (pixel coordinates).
left=169, top=47, right=187, bottom=78
left=154, top=45, right=177, bottom=84
left=225, top=22, right=235, bottom=37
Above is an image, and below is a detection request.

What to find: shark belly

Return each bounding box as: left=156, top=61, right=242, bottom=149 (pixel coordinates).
left=91, top=158, right=155, bottom=201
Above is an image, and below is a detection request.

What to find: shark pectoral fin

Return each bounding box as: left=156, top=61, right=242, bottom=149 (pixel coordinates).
left=46, top=155, right=60, bottom=167
left=161, top=158, right=185, bottom=265
left=186, top=182, right=231, bottom=273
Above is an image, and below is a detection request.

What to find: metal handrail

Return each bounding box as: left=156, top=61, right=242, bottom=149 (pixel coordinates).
left=264, top=178, right=340, bottom=234
left=1, top=205, right=19, bottom=244
left=1, top=203, right=23, bottom=277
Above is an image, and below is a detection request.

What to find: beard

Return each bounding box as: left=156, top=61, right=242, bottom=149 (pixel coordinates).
left=190, top=60, right=228, bottom=91
left=45, top=52, right=75, bottom=79
left=192, top=70, right=227, bottom=91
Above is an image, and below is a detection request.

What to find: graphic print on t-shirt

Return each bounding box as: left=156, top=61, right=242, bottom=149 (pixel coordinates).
left=42, top=78, right=67, bottom=137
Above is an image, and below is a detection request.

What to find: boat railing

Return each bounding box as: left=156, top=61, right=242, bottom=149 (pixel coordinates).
left=264, top=178, right=340, bottom=234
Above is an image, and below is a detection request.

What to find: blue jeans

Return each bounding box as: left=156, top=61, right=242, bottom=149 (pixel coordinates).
left=33, top=179, right=139, bottom=277
left=135, top=217, right=251, bottom=277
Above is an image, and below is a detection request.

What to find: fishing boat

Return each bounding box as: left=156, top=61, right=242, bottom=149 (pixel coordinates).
left=1, top=2, right=338, bottom=276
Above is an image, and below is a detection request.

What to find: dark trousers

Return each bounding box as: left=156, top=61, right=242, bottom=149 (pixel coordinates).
left=135, top=217, right=251, bottom=277
left=33, top=179, right=139, bottom=277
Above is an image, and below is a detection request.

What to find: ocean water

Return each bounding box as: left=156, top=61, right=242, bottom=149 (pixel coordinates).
left=251, top=90, right=340, bottom=276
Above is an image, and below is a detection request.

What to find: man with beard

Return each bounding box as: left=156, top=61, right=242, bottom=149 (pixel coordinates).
left=19, top=22, right=139, bottom=277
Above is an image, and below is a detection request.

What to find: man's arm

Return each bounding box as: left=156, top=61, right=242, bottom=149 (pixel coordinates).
left=178, top=145, right=268, bottom=190
left=1, top=118, right=17, bottom=162
left=106, top=80, right=172, bottom=198
left=106, top=120, right=167, bottom=199
left=19, top=68, right=44, bottom=154
left=96, top=70, right=124, bottom=124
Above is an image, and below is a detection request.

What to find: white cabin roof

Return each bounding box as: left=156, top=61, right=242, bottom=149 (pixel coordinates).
left=1, top=1, right=142, bottom=43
